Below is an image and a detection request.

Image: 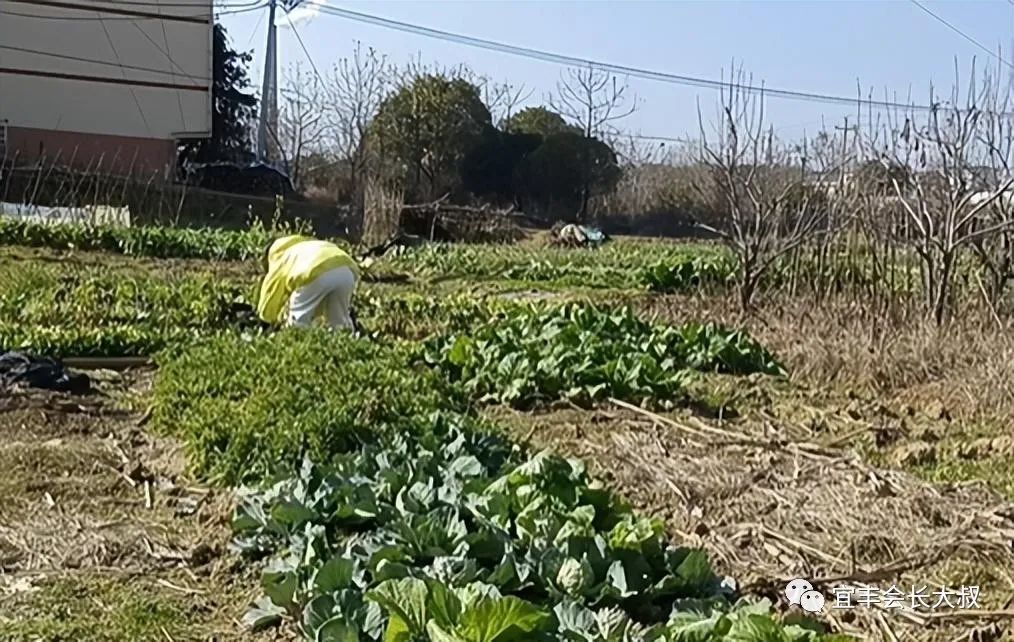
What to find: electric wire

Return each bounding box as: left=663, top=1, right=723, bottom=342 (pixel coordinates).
left=304, top=2, right=982, bottom=114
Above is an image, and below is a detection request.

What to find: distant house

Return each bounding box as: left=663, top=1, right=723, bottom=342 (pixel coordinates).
left=0, top=0, right=213, bottom=177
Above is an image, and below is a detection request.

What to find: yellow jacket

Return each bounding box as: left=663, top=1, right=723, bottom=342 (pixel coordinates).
left=257, top=235, right=361, bottom=324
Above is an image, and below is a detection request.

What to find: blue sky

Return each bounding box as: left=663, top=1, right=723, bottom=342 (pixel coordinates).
left=219, top=1, right=1014, bottom=144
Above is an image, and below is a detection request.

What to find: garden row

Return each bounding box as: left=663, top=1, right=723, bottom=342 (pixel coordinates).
left=0, top=218, right=918, bottom=296
left=0, top=262, right=773, bottom=358
left=151, top=305, right=783, bottom=483
left=0, top=264, right=497, bottom=355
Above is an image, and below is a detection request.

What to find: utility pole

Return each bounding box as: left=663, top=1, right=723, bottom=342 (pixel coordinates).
left=256, top=0, right=279, bottom=164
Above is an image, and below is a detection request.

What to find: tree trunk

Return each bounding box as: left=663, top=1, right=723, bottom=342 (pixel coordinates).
left=931, top=250, right=956, bottom=326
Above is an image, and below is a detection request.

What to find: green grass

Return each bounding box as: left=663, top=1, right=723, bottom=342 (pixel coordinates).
left=0, top=576, right=230, bottom=642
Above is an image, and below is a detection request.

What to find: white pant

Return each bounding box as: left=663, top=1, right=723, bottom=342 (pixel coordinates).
left=288, top=266, right=358, bottom=330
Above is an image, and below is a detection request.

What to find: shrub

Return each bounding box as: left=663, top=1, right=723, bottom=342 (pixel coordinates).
left=152, top=330, right=467, bottom=484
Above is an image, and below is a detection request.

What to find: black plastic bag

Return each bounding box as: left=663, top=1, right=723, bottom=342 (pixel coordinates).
left=0, top=351, right=91, bottom=395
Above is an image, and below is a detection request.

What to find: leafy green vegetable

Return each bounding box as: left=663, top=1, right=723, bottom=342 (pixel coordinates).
left=424, top=303, right=784, bottom=408
left=231, top=426, right=846, bottom=642
left=0, top=216, right=318, bottom=260
left=641, top=255, right=736, bottom=293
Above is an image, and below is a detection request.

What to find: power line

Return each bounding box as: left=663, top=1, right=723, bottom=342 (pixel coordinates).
left=909, top=0, right=1014, bottom=70
left=112, top=0, right=263, bottom=6
left=285, top=12, right=325, bottom=87
left=155, top=2, right=190, bottom=132
left=0, top=44, right=211, bottom=81
left=245, top=2, right=267, bottom=48
left=132, top=19, right=207, bottom=85
left=305, top=2, right=957, bottom=114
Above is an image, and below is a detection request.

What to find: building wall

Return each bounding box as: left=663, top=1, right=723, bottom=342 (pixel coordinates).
left=6, top=125, right=177, bottom=177
left=0, top=0, right=213, bottom=176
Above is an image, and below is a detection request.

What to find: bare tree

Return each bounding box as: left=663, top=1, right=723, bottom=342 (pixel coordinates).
left=320, top=41, right=391, bottom=205
left=967, top=60, right=1014, bottom=311
left=485, top=81, right=533, bottom=127
left=873, top=59, right=1014, bottom=324
left=551, top=66, right=637, bottom=219
left=278, top=62, right=325, bottom=189
left=695, top=69, right=858, bottom=310
left=552, top=66, right=637, bottom=138
left=590, top=135, right=669, bottom=218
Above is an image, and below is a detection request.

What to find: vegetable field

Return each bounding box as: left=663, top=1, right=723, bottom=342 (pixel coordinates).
left=2, top=223, right=1014, bottom=642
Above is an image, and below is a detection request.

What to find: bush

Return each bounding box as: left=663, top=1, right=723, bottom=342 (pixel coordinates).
left=152, top=330, right=468, bottom=484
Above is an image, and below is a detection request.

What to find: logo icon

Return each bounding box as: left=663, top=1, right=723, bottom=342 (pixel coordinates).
left=785, top=578, right=813, bottom=605
left=799, top=590, right=825, bottom=613
left=786, top=579, right=825, bottom=613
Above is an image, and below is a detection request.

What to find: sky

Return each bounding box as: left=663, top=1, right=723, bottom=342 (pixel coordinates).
left=218, top=0, right=1014, bottom=148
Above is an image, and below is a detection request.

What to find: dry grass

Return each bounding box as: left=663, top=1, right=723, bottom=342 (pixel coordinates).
left=494, top=403, right=1014, bottom=642
left=634, top=292, right=1014, bottom=501
left=0, top=372, right=268, bottom=641
left=639, top=293, right=1014, bottom=421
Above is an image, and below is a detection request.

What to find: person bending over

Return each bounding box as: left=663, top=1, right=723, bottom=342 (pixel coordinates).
left=257, top=235, right=361, bottom=331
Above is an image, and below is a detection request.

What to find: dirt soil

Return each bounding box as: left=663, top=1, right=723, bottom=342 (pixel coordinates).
left=493, top=399, right=1014, bottom=642
left=0, top=370, right=282, bottom=642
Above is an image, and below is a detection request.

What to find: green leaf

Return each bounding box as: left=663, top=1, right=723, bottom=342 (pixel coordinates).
left=367, top=577, right=462, bottom=635
left=315, top=556, right=356, bottom=593
left=303, top=595, right=336, bottom=633
left=667, top=610, right=727, bottom=642
left=553, top=600, right=596, bottom=633
left=674, top=550, right=714, bottom=587
left=270, top=499, right=317, bottom=527
left=448, top=335, right=473, bottom=366
left=242, top=596, right=285, bottom=631
left=449, top=455, right=484, bottom=478
left=429, top=580, right=465, bottom=629
left=383, top=615, right=412, bottom=642
left=725, top=614, right=792, bottom=642
left=316, top=618, right=360, bottom=642
left=427, top=622, right=465, bottom=642
left=456, top=596, right=550, bottom=642
left=367, top=578, right=431, bottom=634
left=608, top=516, right=664, bottom=553
left=262, top=570, right=298, bottom=609
left=374, top=559, right=412, bottom=582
